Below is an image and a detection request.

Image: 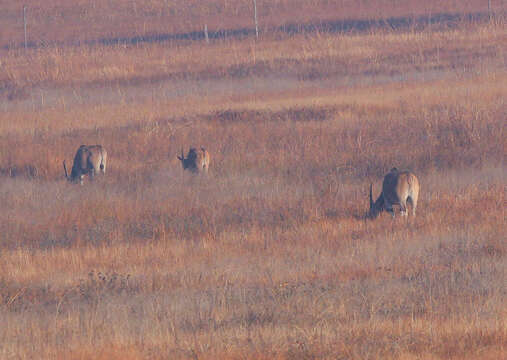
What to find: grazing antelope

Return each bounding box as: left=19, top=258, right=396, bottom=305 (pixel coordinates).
left=177, top=147, right=210, bottom=174
left=368, top=168, right=419, bottom=218
left=63, top=145, right=107, bottom=184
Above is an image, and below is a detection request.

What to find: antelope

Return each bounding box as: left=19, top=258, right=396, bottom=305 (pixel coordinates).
left=177, top=147, right=210, bottom=173
left=63, top=145, right=107, bottom=184
left=368, top=168, right=419, bottom=218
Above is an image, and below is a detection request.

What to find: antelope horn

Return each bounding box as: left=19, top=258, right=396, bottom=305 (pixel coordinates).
left=63, top=160, right=69, bottom=179
left=369, top=183, right=374, bottom=210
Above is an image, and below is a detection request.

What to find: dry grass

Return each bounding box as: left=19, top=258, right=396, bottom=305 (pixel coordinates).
left=0, top=0, right=499, bottom=47
left=0, top=2, right=506, bottom=359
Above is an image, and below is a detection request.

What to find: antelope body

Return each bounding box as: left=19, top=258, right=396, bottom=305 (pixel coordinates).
left=369, top=168, right=419, bottom=218
left=63, top=145, right=107, bottom=184
left=177, top=147, right=210, bottom=173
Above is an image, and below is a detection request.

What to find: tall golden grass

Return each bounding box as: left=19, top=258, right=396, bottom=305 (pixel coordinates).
left=0, top=2, right=506, bottom=359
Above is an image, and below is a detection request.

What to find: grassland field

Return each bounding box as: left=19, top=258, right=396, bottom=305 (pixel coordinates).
left=0, top=1, right=506, bottom=359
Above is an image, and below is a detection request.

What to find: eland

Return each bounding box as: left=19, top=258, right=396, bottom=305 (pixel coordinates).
left=368, top=168, right=419, bottom=218
left=63, top=145, right=107, bottom=184
left=177, top=147, right=210, bottom=174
